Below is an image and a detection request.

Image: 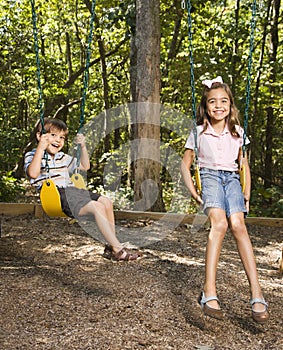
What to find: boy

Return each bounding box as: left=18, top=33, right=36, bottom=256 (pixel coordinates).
left=24, top=118, right=140, bottom=261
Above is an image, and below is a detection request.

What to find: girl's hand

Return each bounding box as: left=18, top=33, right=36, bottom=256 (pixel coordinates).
left=76, top=133, right=86, bottom=148
left=195, top=195, right=204, bottom=205
left=245, top=199, right=250, bottom=213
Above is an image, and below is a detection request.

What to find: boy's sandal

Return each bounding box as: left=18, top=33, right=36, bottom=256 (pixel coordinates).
left=198, top=291, right=224, bottom=320
left=102, top=244, right=114, bottom=260
left=103, top=244, right=141, bottom=261
left=250, top=298, right=269, bottom=324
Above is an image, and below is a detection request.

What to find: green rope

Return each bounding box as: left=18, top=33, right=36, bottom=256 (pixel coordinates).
left=76, top=0, right=96, bottom=166
left=183, top=0, right=198, bottom=161
left=30, top=0, right=49, bottom=170
left=30, top=0, right=97, bottom=169
left=243, top=0, right=257, bottom=157
left=30, top=0, right=44, bottom=131
left=183, top=0, right=257, bottom=160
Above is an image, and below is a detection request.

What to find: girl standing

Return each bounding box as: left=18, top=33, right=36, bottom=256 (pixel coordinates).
left=181, top=77, right=269, bottom=323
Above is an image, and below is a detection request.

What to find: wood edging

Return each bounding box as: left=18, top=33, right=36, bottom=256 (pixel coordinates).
left=0, top=203, right=282, bottom=227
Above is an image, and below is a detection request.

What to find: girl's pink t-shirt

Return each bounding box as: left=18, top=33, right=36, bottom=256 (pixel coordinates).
left=185, top=122, right=249, bottom=172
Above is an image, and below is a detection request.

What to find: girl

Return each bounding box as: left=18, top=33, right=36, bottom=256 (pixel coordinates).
left=181, top=77, right=269, bottom=323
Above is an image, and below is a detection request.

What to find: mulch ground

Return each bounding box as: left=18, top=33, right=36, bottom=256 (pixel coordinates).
left=0, top=215, right=282, bottom=350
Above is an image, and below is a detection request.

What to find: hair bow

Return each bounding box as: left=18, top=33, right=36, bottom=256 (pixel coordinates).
left=202, top=76, right=223, bottom=88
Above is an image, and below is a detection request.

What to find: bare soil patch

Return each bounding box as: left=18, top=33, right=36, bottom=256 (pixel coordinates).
left=0, top=215, right=282, bottom=350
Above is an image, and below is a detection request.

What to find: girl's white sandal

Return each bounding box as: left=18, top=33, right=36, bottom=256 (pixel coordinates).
left=250, top=298, right=269, bottom=324
left=198, top=291, right=224, bottom=320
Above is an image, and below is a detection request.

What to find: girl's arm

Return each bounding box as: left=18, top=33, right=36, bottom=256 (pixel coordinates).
left=181, top=149, right=203, bottom=204
left=242, top=154, right=251, bottom=212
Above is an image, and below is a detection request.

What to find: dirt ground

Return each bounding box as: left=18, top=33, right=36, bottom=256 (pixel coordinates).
left=0, top=214, right=282, bottom=350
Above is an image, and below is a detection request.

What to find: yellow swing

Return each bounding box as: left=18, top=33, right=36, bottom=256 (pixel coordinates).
left=40, top=172, right=87, bottom=218
left=30, top=0, right=96, bottom=217
left=239, top=159, right=246, bottom=193
left=195, top=164, right=202, bottom=194
left=40, top=179, right=67, bottom=218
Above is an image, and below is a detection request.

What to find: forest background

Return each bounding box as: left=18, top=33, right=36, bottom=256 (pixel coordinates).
left=0, top=0, right=282, bottom=217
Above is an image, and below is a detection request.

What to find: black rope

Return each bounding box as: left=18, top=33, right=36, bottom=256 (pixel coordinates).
left=30, top=0, right=97, bottom=169
left=243, top=0, right=257, bottom=157
left=183, top=0, right=198, bottom=161
left=30, top=0, right=49, bottom=170
left=76, top=0, right=96, bottom=167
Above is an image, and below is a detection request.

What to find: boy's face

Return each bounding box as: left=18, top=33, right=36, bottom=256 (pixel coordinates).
left=44, top=127, right=66, bottom=155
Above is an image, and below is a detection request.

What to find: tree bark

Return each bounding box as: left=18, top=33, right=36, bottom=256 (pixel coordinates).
left=133, top=0, right=164, bottom=212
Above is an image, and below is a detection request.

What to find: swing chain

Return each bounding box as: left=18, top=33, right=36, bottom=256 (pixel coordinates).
left=184, top=0, right=198, bottom=161
left=243, top=0, right=257, bottom=157
left=76, top=0, right=96, bottom=167
left=30, top=0, right=49, bottom=171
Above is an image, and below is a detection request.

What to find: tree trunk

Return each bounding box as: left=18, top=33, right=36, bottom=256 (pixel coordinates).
left=133, top=0, right=164, bottom=212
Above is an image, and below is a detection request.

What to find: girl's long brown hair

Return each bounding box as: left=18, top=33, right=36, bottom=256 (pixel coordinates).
left=196, top=82, right=241, bottom=137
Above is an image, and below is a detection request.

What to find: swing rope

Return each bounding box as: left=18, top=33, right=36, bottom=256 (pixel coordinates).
left=30, top=0, right=97, bottom=216
left=182, top=0, right=198, bottom=162
left=182, top=0, right=202, bottom=193
left=76, top=0, right=96, bottom=167
left=30, top=0, right=49, bottom=171
left=182, top=0, right=257, bottom=193
left=30, top=0, right=97, bottom=169
left=243, top=0, right=257, bottom=158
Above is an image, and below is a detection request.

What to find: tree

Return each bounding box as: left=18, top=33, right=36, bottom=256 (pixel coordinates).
left=132, top=0, right=165, bottom=211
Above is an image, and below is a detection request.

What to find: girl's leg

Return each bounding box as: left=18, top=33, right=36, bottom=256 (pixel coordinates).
left=204, top=208, right=228, bottom=309
left=229, top=212, right=266, bottom=313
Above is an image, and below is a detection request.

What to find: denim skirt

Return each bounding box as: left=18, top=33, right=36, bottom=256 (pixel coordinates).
left=200, top=167, right=247, bottom=217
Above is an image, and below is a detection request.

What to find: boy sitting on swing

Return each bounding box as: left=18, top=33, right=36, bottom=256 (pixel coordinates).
left=24, top=118, right=141, bottom=261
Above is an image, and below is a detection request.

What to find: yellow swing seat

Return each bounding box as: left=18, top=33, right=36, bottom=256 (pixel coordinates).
left=71, top=173, right=87, bottom=189
left=40, top=180, right=67, bottom=217
left=195, top=164, right=245, bottom=194
left=40, top=174, right=87, bottom=217
left=239, top=163, right=246, bottom=193
left=195, top=164, right=202, bottom=193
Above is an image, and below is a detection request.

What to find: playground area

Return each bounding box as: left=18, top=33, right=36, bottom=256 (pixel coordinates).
left=0, top=213, right=282, bottom=350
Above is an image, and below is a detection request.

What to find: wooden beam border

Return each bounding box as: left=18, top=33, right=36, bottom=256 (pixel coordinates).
left=0, top=203, right=282, bottom=227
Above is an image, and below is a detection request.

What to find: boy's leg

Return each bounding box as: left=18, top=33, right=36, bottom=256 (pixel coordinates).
left=78, top=200, right=123, bottom=253
left=97, top=196, right=115, bottom=228
left=204, top=208, right=228, bottom=309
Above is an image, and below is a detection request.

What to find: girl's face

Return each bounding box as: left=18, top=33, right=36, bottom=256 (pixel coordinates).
left=206, top=88, right=231, bottom=123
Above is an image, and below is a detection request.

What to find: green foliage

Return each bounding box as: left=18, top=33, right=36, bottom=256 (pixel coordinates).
left=0, top=172, right=25, bottom=202
left=0, top=0, right=282, bottom=217
left=250, top=185, right=283, bottom=218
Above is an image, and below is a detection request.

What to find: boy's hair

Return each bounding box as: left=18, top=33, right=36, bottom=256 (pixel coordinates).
left=36, top=118, right=68, bottom=136
left=196, top=82, right=241, bottom=137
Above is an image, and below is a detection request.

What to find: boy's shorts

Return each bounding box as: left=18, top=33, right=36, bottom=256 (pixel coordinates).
left=200, top=167, right=247, bottom=218
left=58, top=187, right=101, bottom=218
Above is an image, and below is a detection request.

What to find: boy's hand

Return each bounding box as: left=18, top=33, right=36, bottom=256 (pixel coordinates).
left=37, top=133, right=50, bottom=151
left=76, top=133, right=86, bottom=148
